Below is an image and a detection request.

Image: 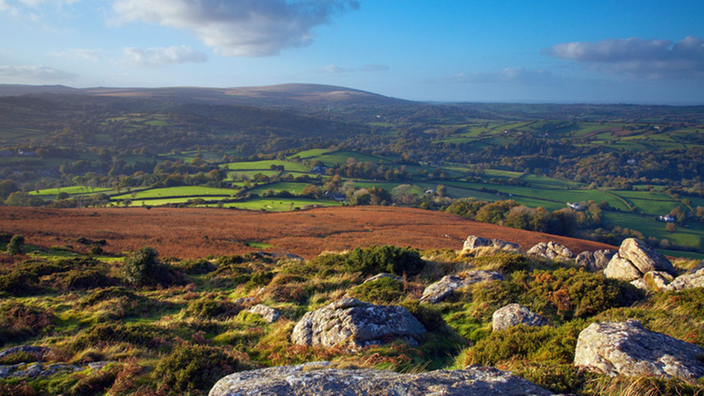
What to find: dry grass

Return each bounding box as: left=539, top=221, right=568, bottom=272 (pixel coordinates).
left=0, top=206, right=615, bottom=259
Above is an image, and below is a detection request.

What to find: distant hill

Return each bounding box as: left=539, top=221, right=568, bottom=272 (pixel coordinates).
left=0, top=84, right=80, bottom=96
left=0, top=83, right=409, bottom=107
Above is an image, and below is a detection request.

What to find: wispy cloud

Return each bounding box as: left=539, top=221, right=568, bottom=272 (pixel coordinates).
left=119, top=45, right=208, bottom=67
left=111, top=0, right=359, bottom=57
left=544, top=36, right=704, bottom=79
left=0, top=65, right=77, bottom=82
left=321, top=63, right=390, bottom=73
left=50, top=48, right=101, bottom=62
left=0, top=0, right=81, bottom=18
left=437, top=67, right=562, bottom=85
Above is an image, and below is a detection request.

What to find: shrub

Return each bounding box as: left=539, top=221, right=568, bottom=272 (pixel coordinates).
left=185, top=296, right=240, bottom=319
left=344, top=245, right=425, bottom=277
left=153, top=344, right=253, bottom=393
left=244, top=271, right=274, bottom=291
left=121, top=247, right=179, bottom=287
left=0, top=302, right=55, bottom=345
left=64, top=269, right=113, bottom=290
left=350, top=278, right=405, bottom=304
left=7, top=234, right=25, bottom=256
left=173, top=259, right=217, bottom=275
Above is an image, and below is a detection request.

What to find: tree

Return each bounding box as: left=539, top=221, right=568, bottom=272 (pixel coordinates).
left=7, top=235, right=24, bottom=256
left=57, top=192, right=70, bottom=200
left=666, top=223, right=678, bottom=233
left=121, top=246, right=177, bottom=286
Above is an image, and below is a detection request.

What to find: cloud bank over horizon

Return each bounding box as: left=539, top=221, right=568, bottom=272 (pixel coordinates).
left=111, top=0, right=360, bottom=57
left=545, top=36, right=704, bottom=79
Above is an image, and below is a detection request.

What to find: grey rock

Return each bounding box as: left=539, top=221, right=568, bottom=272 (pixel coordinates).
left=234, top=297, right=256, bottom=305
left=247, top=304, right=280, bottom=323
left=0, top=345, right=51, bottom=360
left=291, top=297, right=426, bottom=349
left=420, top=271, right=503, bottom=304
left=575, top=249, right=616, bottom=271
left=0, top=361, right=115, bottom=378
left=527, top=242, right=573, bottom=261
left=209, top=362, right=555, bottom=396
left=667, top=267, right=704, bottom=291
left=619, top=238, right=675, bottom=276
left=363, top=273, right=401, bottom=284
left=492, top=303, right=548, bottom=332
left=629, top=278, right=647, bottom=291
left=462, top=236, right=520, bottom=254
left=643, top=271, right=673, bottom=291
left=604, top=253, right=643, bottom=282
left=574, top=320, right=704, bottom=383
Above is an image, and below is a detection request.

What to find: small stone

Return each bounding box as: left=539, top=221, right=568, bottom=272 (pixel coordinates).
left=492, top=303, right=548, bottom=332
left=248, top=304, right=280, bottom=323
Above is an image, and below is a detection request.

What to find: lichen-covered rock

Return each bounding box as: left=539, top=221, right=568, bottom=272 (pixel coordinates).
left=363, top=273, right=401, bottom=284
left=0, top=361, right=115, bottom=379
left=574, top=320, right=704, bottom=383
left=209, top=362, right=556, bottom=396
left=575, top=249, right=616, bottom=271
left=604, top=253, right=643, bottom=282
left=420, top=271, right=503, bottom=304
left=247, top=304, right=280, bottom=323
left=643, top=271, right=673, bottom=291
left=667, top=267, right=704, bottom=291
left=462, top=236, right=520, bottom=254
left=527, top=242, right=573, bottom=261
left=0, top=345, right=51, bottom=360
left=492, top=303, right=548, bottom=332
left=618, top=238, right=675, bottom=276
left=291, top=297, right=426, bottom=349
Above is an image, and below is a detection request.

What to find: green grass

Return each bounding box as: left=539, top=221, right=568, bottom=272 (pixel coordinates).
left=603, top=211, right=704, bottom=249
left=309, top=151, right=389, bottom=166
left=212, top=198, right=342, bottom=211
left=288, top=148, right=330, bottom=159
left=609, top=190, right=685, bottom=216
left=112, top=186, right=238, bottom=200
left=29, top=186, right=113, bottom=197
left=247, top=182, right=309, bottom=195
left=222, top=160, right=310, bottom=172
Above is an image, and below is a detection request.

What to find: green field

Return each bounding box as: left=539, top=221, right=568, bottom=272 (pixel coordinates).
left=222, top=160, right=310, bottom=172
left=112, top=186, right=238, bottom=200
left=213, top=197, right=342, bottom=211
left=30, top=186, right=113, bottom=198
left=604, top=211, right=704, bottom=251
left=248, top=182, right=309, bottom=195
left=309, top=151, right=389, bottom=166
left=288, top=148, right=330, bottom=159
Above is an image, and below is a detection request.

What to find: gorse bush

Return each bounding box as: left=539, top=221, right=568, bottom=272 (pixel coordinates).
left=173, top=259, right=217, bottom=275
left=153, top=344, right=253, bottom=393
left=344, top=245, right=425, bottom=277
left=6, top=234, right=24, bottom=256
left=121, top=247, right=179, bottom=287
left=185, top=296, right=240, bottom=319
left=350, top=277, right=405, bottom=304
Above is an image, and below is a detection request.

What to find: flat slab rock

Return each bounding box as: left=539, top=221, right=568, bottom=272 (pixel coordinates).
left=420, top=271, right=503, bottom=304
left=462, top=236, right=520, bottom=253
left=574, top=320, right=704, bottom=383
left=291, top=297, right=426, bottom=349
left=667, top=266, right=704, bottom=291
left=492, top=303, right=548, bottom=331
left=209, top=362, right=555, bottom=396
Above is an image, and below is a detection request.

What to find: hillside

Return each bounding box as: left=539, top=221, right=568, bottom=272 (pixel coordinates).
left=0, top=206, right=615, bottom=259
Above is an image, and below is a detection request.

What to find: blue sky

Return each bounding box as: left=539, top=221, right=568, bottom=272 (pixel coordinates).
left=0, top=0, right=702, bottom=104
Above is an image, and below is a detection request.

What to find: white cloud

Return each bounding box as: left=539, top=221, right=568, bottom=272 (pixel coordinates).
left=50, top=48, right=101, bottom=62
left=119, top=45, right=208, bottom=67
left=321, top=63, right=390, bottom=73
left=0, top=65, right=77, bottom=82
left=439, top=67, right=561, bottom=85
left=111, top=0, right=359, bottom=57
left=544, top=36, right=704, bottom=79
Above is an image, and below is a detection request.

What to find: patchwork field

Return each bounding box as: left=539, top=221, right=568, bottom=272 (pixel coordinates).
left=0, top=206, right=615, bottom=259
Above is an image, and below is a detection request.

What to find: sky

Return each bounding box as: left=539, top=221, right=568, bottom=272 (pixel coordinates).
left=0, top=0, right=703, bottom=104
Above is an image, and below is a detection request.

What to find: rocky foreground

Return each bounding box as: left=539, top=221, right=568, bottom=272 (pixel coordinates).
left=209, top=362, right=555, bottom=396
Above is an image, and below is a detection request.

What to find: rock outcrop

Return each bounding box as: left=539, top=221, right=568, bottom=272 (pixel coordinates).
left=605, top=239, right=676, bottom=282
left=667, top=266, right=704, bottom=291
left=574, top=320, right=704, bottom=383
left=209, top=362, right=555, bottom=396
left=462, top=236, right=520, bottom=254
left=618, top=238, right=676, bottom=275
left=0, top=361, right=113, bottom=379
left=291, top=297, right=426, bottom=349
left=492, top=304, right=548, bottom=332
left=247, top=304, right=280, bottom=323
left=0, top=345, right=51, bottom=360
left=575, top=249, right=616, bottom=271
left=527, top=242, right=573, bottom=261
left=363, top=273, right=401, bottom=283
left=420, top=271, right=503, bottom=304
